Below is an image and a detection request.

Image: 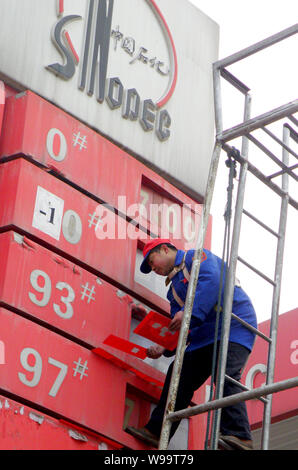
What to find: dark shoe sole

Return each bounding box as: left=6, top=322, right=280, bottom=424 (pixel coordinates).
left=220, top=435, right=253, bottom=450
left=218, top=438, right=235, bottom=450
left=126, top=426, right=159, bottom=448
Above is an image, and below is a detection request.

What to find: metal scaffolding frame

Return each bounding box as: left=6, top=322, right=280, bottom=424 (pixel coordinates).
left=159, top=24, right=298, bottom=450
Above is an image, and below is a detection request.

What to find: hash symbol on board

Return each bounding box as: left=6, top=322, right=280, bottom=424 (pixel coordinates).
left=73, top=358, right=88, bottom=380
left=80, top=283, right=96, bottom=303
left=72, top=132, right=87, bottom=151
left=88, top=211, right=102, bottom=230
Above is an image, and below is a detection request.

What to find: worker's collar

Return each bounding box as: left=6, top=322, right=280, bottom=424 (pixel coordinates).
left=165, top=250, right=185, bottom=286
left=173, top=250, right=185, bottom=267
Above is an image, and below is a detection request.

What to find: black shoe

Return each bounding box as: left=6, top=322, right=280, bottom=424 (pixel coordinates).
left=218, top=438, right=235, bottom=450
left=220, top=435, right=253, bottom=450
left=126, top=426, right=159, bottom=448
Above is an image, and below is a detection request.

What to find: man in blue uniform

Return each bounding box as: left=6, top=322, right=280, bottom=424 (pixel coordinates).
left=127, top=238, right=257, bottom=450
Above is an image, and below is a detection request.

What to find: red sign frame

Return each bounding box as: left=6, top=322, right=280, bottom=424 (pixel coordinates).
left=0, top=394, right=122, bottom=450
left=0, top=306, right=160, bottom=449
left=0, top=230, right=166, bottom=390
left=0, top=91, right=211, bottom=253
left=0, top=231, right=132, bottom=348
left=0, top=158, right=172, bottom=312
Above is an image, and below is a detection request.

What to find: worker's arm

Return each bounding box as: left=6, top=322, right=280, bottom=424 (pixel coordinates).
left=168, top=310, right=184, bottom=332
left=184, top=251, right=221, bottom=325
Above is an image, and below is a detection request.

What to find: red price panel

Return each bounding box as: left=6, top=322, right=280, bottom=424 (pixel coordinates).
left=134, top=311, right=179, bottom=350
left=0, top=394, right=119, bottom=450
left=0, top=91, right=212, bottom=255
left=0, top=231, right=131, bottom=347
left=0, top=231, right=166, bottom=394
left=0, top=159, right=134, bottom=290
left=0, top=159, right=172, bottom=312
left=0, top=307, right=149, bottom=449
left=103, top=335, right=147, bottom=359
left=0, top=91, right=141, bottom=212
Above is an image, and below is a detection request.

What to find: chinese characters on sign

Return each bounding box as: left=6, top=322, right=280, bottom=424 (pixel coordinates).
left=111, top=25, right=170, bottom=76
left=47, top=0, right=175, bottom=141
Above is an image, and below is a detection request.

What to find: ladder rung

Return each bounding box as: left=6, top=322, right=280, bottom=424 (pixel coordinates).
left=218, top=99, right=298, bottom=143
left=223, top=143, right=298, bottom=210
left=237, top=256, right=276, bottom=286
left=261, top=126, right=298, bottom=161
left=242, top=209, right=279, bottom=237
left=247, top=134, right=298, bottom=183
left=166, top=377, right=298, bottom=422
left=220, top=68, right=250, bottom=95
left=288, top=115, right=298, bottom=129
left=231, top=313, right=271, bottom=342
left=268, top=162, right=298, bottom=180
left=285, top=122, right=298, bottom=141
left=225, top=375, right=268, bottom=403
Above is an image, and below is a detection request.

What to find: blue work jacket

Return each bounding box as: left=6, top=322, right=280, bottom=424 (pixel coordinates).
left=167, top=249, right=257, bottom=353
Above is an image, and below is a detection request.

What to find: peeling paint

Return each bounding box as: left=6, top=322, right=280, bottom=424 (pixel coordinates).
left=22, top=237, right=36, bottom=250
left=4, top=399, right=10, bottom=409
left=46, top=164, right=65, bottom=176
left=52, top=256, right=69, bottom=268
left=68, top=429, right=88, bottom=442
left=73, top=265, right=81, bottom=274
left=15, top=92, right=27, bottom=99
left=13, top=232, right=24, bottom=245
left=98, top=442, right=108, bottom=450
left=116, top=290, right=133, bottom=305
left=12, top=232, right=35, bottom=250
left=116, top=290, right=126, bottom=298
left=29, top=412, right=44, bottom=425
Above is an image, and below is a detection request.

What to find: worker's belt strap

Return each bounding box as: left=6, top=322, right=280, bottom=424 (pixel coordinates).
left=172, top=286, right=185, bottom=308
left=165, top=253, right=189, bottom=287
left=165, top=251, right=241, bottom=309
left=165, top=253, right=189, bottom=308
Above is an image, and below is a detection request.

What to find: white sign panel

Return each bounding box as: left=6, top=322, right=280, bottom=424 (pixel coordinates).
left=0, top=0, right=219, bottom=198
left=32, top=186, right=64, bottom=240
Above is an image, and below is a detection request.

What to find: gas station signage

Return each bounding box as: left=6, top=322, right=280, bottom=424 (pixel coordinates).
left=0, top=0, right=219, bottom=198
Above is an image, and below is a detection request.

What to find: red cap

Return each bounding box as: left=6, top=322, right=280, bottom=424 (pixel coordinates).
left=140, top=238, right=172, bottom=273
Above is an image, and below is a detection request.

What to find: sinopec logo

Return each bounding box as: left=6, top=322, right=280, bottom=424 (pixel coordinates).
left=47, top=0, right=178, bottom=141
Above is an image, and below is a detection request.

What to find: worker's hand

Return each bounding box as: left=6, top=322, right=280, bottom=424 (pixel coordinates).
left=146, top=345, right=165, bottom=359
left=169, top=310, right=184, bottom=332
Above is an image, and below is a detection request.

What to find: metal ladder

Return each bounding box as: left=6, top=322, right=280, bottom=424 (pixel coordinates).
left=158, top=24, right=298, bottom=451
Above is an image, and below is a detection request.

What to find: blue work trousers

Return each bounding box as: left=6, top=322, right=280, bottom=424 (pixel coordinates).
left=146, top=341, right=252, bottom=442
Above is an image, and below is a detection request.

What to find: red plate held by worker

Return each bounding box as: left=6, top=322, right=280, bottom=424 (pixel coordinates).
left=103, top=335, right=147, bottom=360
left=133, top=310, right=178, bottom=351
